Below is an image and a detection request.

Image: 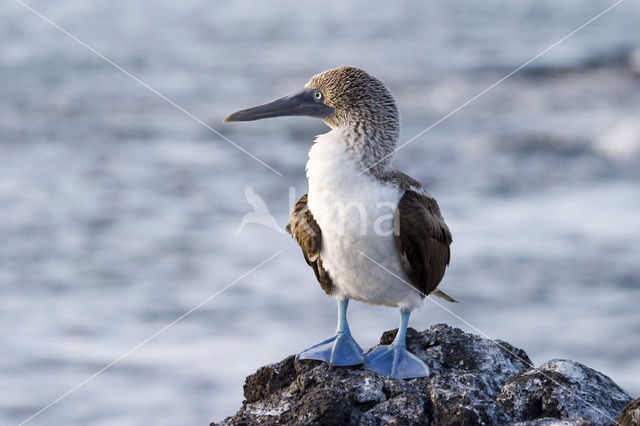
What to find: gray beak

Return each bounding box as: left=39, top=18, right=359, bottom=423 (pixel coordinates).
left=224, top=88, right=333, bottom=122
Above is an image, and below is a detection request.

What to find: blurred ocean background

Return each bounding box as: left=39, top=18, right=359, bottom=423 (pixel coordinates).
left=1, top=0, right=640, bottom=424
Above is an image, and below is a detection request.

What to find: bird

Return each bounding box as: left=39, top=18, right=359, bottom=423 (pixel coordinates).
left=236, top=186, right=286, bottom=235
left=225, top=66, right=453, bottom=379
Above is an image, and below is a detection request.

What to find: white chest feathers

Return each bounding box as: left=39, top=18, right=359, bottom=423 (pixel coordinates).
left=305, top=130, right=423, bottom=310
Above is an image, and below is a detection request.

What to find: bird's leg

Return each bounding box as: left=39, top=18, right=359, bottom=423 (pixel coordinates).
left=296, top=298, right=364, bottom=367
left=364, top=309, right=430, bottom=379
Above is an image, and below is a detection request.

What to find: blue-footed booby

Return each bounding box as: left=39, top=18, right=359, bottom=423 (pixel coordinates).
left=225, top=66, right=454, bottom=379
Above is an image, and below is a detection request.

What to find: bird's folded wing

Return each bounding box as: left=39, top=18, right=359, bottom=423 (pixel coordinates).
left=395, top=190, right=453, bottom=299
left=286, top=194, right=333, bottom=295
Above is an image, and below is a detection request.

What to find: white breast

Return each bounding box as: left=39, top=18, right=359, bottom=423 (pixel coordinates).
left=306, top=129, right=423, bottom=310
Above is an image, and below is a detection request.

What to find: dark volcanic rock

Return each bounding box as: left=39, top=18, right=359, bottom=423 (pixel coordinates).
left=243, top=355, right=298, bottom=404
left=213, top=324, right=632, bottom=426
left=497, top=359, right=631, bottom=425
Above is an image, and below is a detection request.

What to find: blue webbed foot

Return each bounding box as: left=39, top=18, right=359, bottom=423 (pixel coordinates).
left=297, top=331, right=364, bottom=367
left=364, top=343, right=430, bottom=379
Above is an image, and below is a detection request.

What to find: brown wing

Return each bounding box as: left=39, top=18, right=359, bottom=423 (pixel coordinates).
left=286, top=194, right=333, bottom=295
left=394, top=190, right=452, bottom=298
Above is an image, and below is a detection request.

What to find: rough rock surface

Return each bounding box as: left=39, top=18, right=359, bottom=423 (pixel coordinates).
left=497, top=359, right=631, bottom=425
left=618, top=398, right=640, bottom=426
left=213, top=324, right=632, bottom=426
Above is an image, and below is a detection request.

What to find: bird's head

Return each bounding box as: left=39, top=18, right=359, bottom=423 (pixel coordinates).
left=225, top=66, right=399, bottom=141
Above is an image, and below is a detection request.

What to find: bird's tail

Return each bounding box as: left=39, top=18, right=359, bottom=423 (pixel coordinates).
left=431, top=290, right=458, bottom=303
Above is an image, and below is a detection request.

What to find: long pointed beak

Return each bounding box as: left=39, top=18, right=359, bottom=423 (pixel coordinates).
left=224, top=88, right=333, bottom=122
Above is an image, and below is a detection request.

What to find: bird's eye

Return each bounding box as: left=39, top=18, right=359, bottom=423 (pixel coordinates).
left=313, top=90, right=323, bottom=101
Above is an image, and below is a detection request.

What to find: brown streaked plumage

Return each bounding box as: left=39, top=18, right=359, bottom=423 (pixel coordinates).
left=286, top=194, right=333, bottom=296
left=394, top=190, right=453, bottom=300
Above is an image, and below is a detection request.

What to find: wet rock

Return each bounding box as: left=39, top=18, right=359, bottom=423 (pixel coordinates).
left=212, top=324, right=632, bottom=426
left=618, top=397, right=640, bottom=426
